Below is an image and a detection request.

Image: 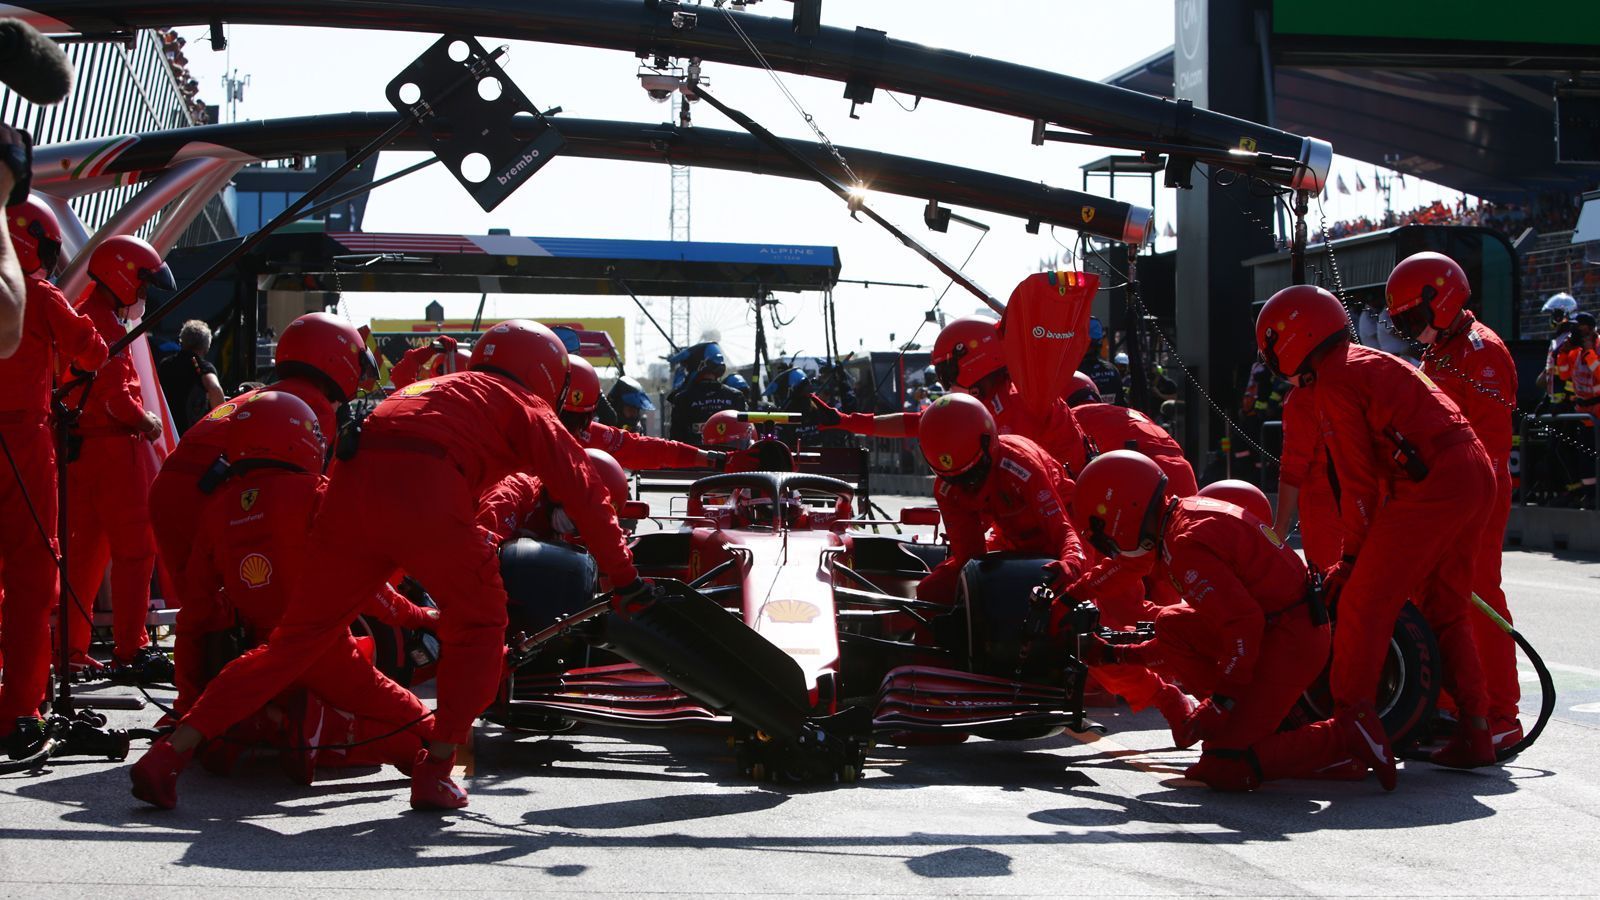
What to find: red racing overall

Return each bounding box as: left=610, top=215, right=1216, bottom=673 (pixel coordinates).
left=577, top=420, right=705, bottom=469
left=62, top=296, right=160, bottom=662
left=174, top=467, right=437, bottom=757
left=1071, top=401, right=1198, bottom=497
left=0, top=275, right=106, bottom=731
left=1278, top=388, right=1342, bottom=571
left=1307, top=344, right=1492, bottom=726
left=1106, top=496, right=1329, bottom=752
left=148, top=377, right=338, bottom=612
left=179, top=372, right=638, bottom=746
left=1422, top=312, right=1519, bottom=724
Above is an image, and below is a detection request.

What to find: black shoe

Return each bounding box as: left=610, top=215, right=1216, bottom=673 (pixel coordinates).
left=5, top=717, right=47, bottom=760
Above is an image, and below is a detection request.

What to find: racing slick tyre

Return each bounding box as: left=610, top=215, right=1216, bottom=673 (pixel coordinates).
left=957, top=554, right=1063, bottom=682
left=1287, top=602, right=1441, bottom=749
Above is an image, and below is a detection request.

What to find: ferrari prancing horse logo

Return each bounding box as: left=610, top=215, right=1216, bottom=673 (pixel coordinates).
left=1080, top=206, right=1096, bottom=224
left=240, top=488, right=259, bottom=511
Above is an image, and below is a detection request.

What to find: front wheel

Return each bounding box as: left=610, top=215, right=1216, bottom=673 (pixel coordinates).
left=1288, top=602, right=1440, bottom=748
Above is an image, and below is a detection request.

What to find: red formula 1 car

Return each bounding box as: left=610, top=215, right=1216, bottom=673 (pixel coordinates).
left=489, top=437, right=1101, bottom=782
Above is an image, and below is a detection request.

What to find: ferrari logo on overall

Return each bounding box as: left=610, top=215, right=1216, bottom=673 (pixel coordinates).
left=239, top=553, right=273, bottom=588
left=240, top=488, right=259, bottom=512
left=1080, top=206, right=1096, bottom=224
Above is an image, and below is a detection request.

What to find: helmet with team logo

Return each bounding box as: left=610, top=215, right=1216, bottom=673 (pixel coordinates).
left=702, top=409, right=756, bottom=448
left=584, top=448, right=630, bottom=516
left=7, top=196, right=61, bottom=275
left=221, top=390, right=327, bottom=474
left=1070, top=450, right=1169, bottom=558
left=931, top=316, right=1006, bottom=390
left=918, top=392, right=997, bottom=478
left=1255, top=284, right=1351, bottom=378
left=469, top=319, right=571, bottom=408
left=1196, top=479, right=1272, bottom=524
left=559, top=356, right=602, bottom=434
left=87, top=234, right=174, bottom=310
left=1066, top=371, right=1101, bottom=407
left=1386, top=251, right=1471, bottom=341
left=275, top=312, right=377, bottom=403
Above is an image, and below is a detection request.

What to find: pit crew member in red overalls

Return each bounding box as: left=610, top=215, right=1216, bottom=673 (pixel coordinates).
left=62, top=235, right=173, bottom=667
left=915, top=395, right=1195, bottom=732
left=168, top=391, right=438, bottom=781
left=0, top=199, right=108, bottom=740
left=149, top=312, right=377, bottom=613
left=810, top=316, right=1094, bottom=477
left=132, top=320, right=644, bottom=813
left=1257, top=284, right=1496, bottom=781
left=562, top=356, right=721, bottom=470
left=1066, top=371, right=1198, bottom=498
left=1272, top=386, right=1343, bottom=572
left=1387, top=251, right=1523, bottom=750
left=477, top=448, right=631, bottom=549
left=389, top=334, right=470, bottom=389
left=1072, top=451, right=1345, bottom=786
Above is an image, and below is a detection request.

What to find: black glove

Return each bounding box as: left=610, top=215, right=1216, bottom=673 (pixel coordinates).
left=612, top=578, right=659, bottom=614
left=705, top=450, right=729, bottom=471
left=1080, top=633, right=1123, bottom=667
left=803, top=393, right=842, bottom=428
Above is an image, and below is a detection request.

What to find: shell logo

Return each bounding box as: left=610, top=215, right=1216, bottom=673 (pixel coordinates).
left=401, top=380, right=436, bottom=396
left=239, top=553, right=273, bottom=588
left=205, top=402, right=238, bottom=421
left=239, top=488, right=259, bottom=511
left=1258, top=523, right=1285, bottom=548
left=765, top=599, right=820, bottom=624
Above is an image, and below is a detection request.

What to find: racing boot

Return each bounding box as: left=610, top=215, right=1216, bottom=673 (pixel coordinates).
left=1337, top=702, right=1397, bottom=791
left=1490, top=716, right=1524, bottom=756
left=409, top=749, right=469, bottom=811
left=1429, top=717, right=1496, bottom=769
left=130, top=737, right=194, bottom=809
left=1185, top=748, right=1262, bottom=792
left=1152, top=683, right=1201, bottom=749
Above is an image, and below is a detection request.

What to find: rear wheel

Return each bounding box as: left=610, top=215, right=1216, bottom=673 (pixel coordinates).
left=1289, top=603, right=1440, bottom=748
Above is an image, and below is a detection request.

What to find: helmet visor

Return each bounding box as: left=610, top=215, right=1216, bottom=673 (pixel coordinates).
left=1388, top=300, right=1434, bottom=340
left=140, top=261, right=177, bottom=293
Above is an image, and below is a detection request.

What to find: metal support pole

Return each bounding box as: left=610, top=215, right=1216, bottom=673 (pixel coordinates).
left=1291, top=189, right=1310, bottom=285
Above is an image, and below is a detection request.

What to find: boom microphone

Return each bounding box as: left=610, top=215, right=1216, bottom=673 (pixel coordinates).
left=0, top=19, right=73, bottom=105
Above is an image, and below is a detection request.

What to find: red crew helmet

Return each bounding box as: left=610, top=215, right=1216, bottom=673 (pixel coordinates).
left=1386, top=251, right=1470, bottom=340
left=469, top=319, right=570, bottom=408
left=584, top=448, right=630, bottom=516
left=8, top=196, right=60, bottom=275
left=1066, top=371, right=1101, bottom=407
left=1196, top=479, right=1272, bottom=525
left=222, top=390, right=327, bottom=474
left=276, top=312, right=376, bottom=403
left=702, top=409, right=755, bottom=448
left=88, top=234, right=175, bottom=307
left=564, top=356, right=601, bottom=415
left=931, top=316, right=1006, bottom=390
left=918, top=392, right=997, bottom=478
left=1070, top=450, right=1168, bottom=558
left=1255, top=284, right=1350, bottom=379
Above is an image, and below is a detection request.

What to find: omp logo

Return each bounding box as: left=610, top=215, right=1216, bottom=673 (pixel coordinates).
left=496, top=149, right=543, bottom=185
left=1030, top=326, right=1077, bottom=340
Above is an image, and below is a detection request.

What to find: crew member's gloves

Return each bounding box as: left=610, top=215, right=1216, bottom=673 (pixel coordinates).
left=1321, top=556, right=1356, bottom=611
left=1080, top=633, right=1123, bottom=667
left=1039, top=558, right=1082, bottom=595
left=1177, top=696, right=1231, bottom=748
left=431, top=334, right=458, bottom=353
left=704, top=450, right=729, bottom=471
left=612, top=578, right=659, bottom=614
left=803, top=393, right=843, bottom=428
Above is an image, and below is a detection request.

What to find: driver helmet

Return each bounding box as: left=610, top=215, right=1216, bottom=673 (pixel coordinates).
left=703, top=409, right=756, bottom=449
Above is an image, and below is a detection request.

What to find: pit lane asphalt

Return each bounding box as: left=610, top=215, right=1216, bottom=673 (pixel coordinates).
left=3, top=497, right=1598, bottom=898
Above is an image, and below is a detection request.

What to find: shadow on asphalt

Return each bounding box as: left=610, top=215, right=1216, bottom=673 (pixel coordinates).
left=0, top=720, right=1524, bottom=877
